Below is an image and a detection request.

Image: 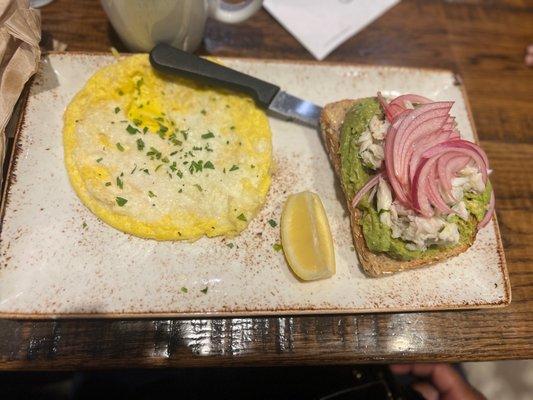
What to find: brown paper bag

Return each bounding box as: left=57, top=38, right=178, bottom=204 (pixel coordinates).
left=0, top=0, right=40, bottom=182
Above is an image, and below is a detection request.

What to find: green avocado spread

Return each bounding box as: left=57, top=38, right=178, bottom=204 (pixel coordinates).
left=339, top=97, right=491, bottom=261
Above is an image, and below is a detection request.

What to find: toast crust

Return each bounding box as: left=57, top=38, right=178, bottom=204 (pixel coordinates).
left=320, top=100, right=477, bottom=277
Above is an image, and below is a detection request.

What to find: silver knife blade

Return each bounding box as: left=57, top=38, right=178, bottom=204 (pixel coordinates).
left=268, top=91, right=322, bottom=127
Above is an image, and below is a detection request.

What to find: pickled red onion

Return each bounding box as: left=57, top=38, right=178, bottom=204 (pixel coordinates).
left=351, top=93, right=495, bottom=227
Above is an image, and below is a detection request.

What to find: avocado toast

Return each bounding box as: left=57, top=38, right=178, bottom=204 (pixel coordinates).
left=320, top=95, right=494, bottom=277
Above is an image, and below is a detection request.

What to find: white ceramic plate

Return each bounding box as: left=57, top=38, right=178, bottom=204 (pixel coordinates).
left=0, top=53, right=510, bottom=318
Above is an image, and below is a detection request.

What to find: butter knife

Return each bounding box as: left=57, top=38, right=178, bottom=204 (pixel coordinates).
left=149, top=43, right=321, bottom=127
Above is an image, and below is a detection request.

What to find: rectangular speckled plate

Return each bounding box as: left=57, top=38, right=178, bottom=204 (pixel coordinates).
left=0, top=53, right=510, bottom=318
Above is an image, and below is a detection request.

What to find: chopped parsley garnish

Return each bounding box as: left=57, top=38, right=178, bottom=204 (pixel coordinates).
left=200, top=109, right=207, bottom=115
left=116, top=176, right=123, bottom=189
left=251, top=164, right=255, bottom=169
left=161, top=156, right=169, bottom=163
left=115, top=197, right=128, bottom=207
left=181, top=130, right=189, bottom=141
left=155, top=116, right=164, bottom=122
left=226, top=243, right=234, bottom=249
left=126, top=125, right=139, bottom=135
left=117, top=89, right=124, bottom=96
left=205, top=143, right=213, bottom=152
left=136, top=138, right=145, bottom=151
left=204, top=161, right=215, bottom=169
left=143, top=169, right=150, bottom=175
left=178, top=188, right=183, bottom=193
left=148, top=191, right=156, bottom=198
left=201, top=131, right=215, bottom=139
left=131, top=164, right=137, bottom=174
left=158, top=125, right=168, bottom=134
left=189, top=160, right=203, bottom=174
left=96, top=157, right=103, bottom=163
left=114, top=107, right=120, bottom=114
left=105, top=182, right=111, bottom=187
left=143, top=126, right=148, bottom=134
left=169, top=162, right=177, bottom=172
left=136, top=77, right=144, bottom=90
left=230, top=126, right=235, bottom=130
left=192, top=146, right=203, bottom=151
left=229, top=165, right=239, bottom=171
left=180, top=287, right=188, bottom=293
left=237, top=213, right=247, bottom=222
left=177, top=170, right=183, bottom=179
left=116, top=142, right=125, bottom=152
left=132, top=119, right=142, bottom=126
left=268, top=219, right=277, bottom=228
left=200, top=287, right=208, bottom=294
left=273, top=243, right=283, bottom=252
left=193, top=184, right=203, bottom=192
left=170, top=150, right=178, bottom=156
left=155, top=164, right=163, bottom=172
left=147, top=147, right=162, bottom=160
left=82, top=222, right=88, bottom=229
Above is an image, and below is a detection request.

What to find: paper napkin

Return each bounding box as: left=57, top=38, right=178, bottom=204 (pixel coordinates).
left=264, top=0, right=399, bottom=60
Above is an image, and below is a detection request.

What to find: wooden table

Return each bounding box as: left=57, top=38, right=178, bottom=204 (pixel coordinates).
left=1, top=0, right=532, bottom=370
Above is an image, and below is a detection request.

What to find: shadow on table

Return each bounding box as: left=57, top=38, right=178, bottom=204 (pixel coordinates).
left=0, top=365, right=427, bottom=400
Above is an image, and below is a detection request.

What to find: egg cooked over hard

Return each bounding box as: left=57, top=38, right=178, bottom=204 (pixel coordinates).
left=63, top=55, right=272, bottom=240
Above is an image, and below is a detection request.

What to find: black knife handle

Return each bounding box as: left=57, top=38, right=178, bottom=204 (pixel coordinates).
left=149, top=43, right=280, bottom=108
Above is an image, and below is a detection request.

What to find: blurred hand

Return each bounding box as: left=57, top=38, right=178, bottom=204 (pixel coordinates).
left=391, top=363, right=486, bottom=400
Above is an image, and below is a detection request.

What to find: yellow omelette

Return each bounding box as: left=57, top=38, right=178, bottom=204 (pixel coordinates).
left=63, top=55, right=272, bottom=240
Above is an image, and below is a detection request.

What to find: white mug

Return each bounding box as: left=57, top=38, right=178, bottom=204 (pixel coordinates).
left=101, top=0, right=263, bottom=52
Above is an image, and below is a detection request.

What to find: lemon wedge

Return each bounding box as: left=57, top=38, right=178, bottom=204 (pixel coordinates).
left=280, top=191, right=335, bottom=281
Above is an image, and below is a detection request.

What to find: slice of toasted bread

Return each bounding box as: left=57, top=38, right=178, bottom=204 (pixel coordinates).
left=320, top=99, right=477, bottom=277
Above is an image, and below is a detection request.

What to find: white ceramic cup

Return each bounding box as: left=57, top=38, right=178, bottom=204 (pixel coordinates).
left=101, top=0, right=263, bottom=52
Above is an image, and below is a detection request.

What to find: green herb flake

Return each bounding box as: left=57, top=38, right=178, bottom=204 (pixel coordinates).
left=189, top=160, right=203, bottom=174
left=116, top=142, right=125, bottom=152
left=204, top=161, right=215, bottom=169
left=105, top=182, right=112, bottom=187
left=229, top=165, right=239, bottom=172
left=143, top=169, right=150, bottom=175
left=181, top=130, right=189, bottom=141
left=130, top=164, right=137, bottom=174
left=273, top=243, right=283, bottom=252
left=268, top=219, right=277, bottom=228
left=177, top=170, right=183, bottom=179
left=136, top=77, right=144, bottom=90
left=117, top=89, right=124, bottom=96
left=116, top=176, right=123, bottom=189
left=170, top=150, right=178, bottom=156
left=201, top=131, right=215, bottom=139
left=82, top=222, right=88, bottom=229
left=126, top=125, right=139, bottom=135
left=192, top=146, right=203, bottom=151
left=143, top=126, right=148, bottom=134
left=136, top=138, right=145, bottom=151
left=169, top=162, right=177, bottom=172
left=200, top=287, right=208, bottom=294
left=115, top=197, right=128, bottom=207
left=147, top=147, right=162, bottom=160
left=114, top=107, right=120, bottom=114
left=155, top=164, right=163, bottom=172
left=237, top=213, right=247, bottom=222
left=148, top=191, right=156, bottom=198
left=193, top=184, right=203, bottom=192
left=180, top=287, right=188, bottom=293
left=230, top=126, right=235, bottom=130
left=200, top=109, right=207, bottom=115
left=96, top=157, right=103, bottom=163
left=133, top=118, right=142, bottom=126
left=161, top=157, right=170, bottom=164
left=226, top=243, right=234, bottom=249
